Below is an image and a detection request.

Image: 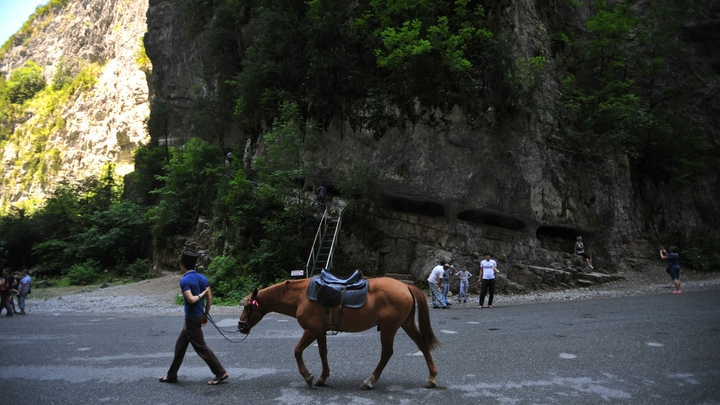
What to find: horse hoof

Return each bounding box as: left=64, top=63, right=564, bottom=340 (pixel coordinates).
left=360, top=376, right=375, bottom=390
left=425, top=379, right=437, bottom=388
left=314, top=377, right=326, bottom=387
left=304, top=375, right=314, bottom=387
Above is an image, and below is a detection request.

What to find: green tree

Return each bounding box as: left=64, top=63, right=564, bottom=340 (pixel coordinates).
left=7, top=61, right=46, bottom=104
left=557, top=0, right=715, bottom=181
left=253, top=101, right=315, bottom=189
left=51, top=56, right=74, bottom=90
left=146, top=138, right=224, bottom=245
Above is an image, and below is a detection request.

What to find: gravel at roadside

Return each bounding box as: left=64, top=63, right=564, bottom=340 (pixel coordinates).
left=20, top=268, right=720, bottom=316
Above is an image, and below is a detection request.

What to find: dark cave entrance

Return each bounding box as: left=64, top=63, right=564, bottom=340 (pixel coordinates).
left=380, top=195, right=446, bottom=217
left=536, top=226, right=592, bottom=253
left=457, top=209, right=526, bottom=231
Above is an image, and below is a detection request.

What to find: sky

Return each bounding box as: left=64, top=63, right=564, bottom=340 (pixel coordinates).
left=0, top=1, right=47, bottom=45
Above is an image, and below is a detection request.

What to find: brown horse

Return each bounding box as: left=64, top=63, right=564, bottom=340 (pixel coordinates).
left=237, top=277, right=440, bottom=389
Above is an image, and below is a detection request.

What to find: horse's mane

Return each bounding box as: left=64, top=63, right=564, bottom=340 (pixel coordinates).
left=261, top=281, right=288, bottom=302
left=260, top=279, right=304, bottom=305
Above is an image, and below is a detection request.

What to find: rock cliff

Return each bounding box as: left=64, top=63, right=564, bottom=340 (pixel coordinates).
left=143, top=0, right=720, bottom=292
left=0, top=0, right=150, bottom=209
left=4, top=0, right=717, bottom=292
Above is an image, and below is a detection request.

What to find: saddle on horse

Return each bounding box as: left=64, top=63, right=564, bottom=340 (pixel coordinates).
left=306, top=269, right=368, bottom=308
left=306, top=269, right=369, bottom=334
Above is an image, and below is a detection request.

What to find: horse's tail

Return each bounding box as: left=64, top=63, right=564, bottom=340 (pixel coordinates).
left=409, top=285, right=441, bottom=352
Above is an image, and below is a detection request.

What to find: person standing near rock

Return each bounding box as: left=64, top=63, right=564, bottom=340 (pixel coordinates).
left=455, top=265, right=472, bottom=303
left=159, top=249, right=228, bottom=385
left=660, top=246, right=682, bottom=294
left=477, top=253, right=499, bottom=309
left=441, top=263, right=454, bottom=305
left=315, top=185, right=327, bottom=211
left=574, top=236, right=594, bottom=270
left=427, top=261, right=448, bottom=309
left=16, top=270, right=31, bottom=315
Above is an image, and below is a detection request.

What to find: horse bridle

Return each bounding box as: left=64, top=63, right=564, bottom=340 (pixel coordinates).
left=237, top=299, right=261, bottom=334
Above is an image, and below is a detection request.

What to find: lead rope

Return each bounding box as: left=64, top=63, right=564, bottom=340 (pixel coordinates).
left=206, top=313, right=248, bottom=343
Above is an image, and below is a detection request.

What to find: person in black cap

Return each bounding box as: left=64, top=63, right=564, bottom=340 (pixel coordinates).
left=159, top=249, right=228, bottom=385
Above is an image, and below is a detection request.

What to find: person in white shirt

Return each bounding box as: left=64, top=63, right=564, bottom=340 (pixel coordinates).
left=16, top=270, right=31, bottom=315
left=427, top=261, right=449, bottom=309
left=477, top=253, right=499, bottom=309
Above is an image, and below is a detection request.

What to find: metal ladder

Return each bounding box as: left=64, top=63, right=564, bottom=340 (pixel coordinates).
left=305, top=205, right=345, bottom=278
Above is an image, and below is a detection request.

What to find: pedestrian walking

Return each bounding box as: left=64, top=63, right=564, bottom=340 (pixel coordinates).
left=159, top=249, right=228, bottom=385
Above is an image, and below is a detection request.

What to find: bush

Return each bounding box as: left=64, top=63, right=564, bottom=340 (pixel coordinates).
left=51, top=57, right=73, bottom=90
left=66, top=260, right=101, bottom=285
left=206, top=255, right=251, bottom=304
left=7, top=61, right=46, bottom=104
left=124, top=258, right=153, bottom=279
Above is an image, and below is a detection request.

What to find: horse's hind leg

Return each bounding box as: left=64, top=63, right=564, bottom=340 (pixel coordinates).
left=401, top=320, right=438, bottom=388
left=295, top=330, right=318, bottom=387
left=360, top=327, right=397, bottom=390
left=314, top=334, right=330, bottom=386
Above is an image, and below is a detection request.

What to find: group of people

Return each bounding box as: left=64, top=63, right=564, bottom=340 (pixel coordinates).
left=426, top=236, right=684, bottom=312
left=0, top=268, right=31, bottom=316
left=426, top=253, right=500, bottom=310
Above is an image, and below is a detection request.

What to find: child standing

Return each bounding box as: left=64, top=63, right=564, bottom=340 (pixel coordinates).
left=455, top=266, right=472, bottom=303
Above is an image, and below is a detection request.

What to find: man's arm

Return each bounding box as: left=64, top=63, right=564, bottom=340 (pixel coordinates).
left=204, top=287, right=212, bottom=315
left=183, top=287, right=209, bottom=304
left=18, top=280, right=28, bottom=294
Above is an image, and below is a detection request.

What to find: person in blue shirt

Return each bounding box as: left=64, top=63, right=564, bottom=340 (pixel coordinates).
left=660, top=246, right=682, bottom=294
left=159, top=250, right=228, bottom=385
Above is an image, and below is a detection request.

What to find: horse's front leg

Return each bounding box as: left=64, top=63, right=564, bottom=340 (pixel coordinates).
left=294, top=329, right=318, bottom=387
left=314, top=333, right=330, bottom=386
left=360, top=327, right=397, bottom=390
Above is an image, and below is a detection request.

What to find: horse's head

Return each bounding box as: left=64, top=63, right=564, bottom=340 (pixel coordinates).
left=238, top=287, right=264, bottom=334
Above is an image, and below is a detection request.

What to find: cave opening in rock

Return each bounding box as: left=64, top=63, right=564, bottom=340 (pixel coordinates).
left=457, top=210, right=526, bottom=231
left=381, top=195, right=446, bottom=217
left=535, top=226, right=585, bottom=240
left=535, top=226, right=592, bottom=253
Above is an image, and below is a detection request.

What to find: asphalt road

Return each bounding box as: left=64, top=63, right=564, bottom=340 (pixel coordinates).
left=1, top=290, right=719, bottom=405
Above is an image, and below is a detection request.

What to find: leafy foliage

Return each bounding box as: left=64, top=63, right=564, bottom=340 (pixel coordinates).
left=230, top=0, right=510, bottom=133
left=206, top=103, right=318, bottom=296
left=6, top=61, right=46, bottom=104
left=555, top=0, right=716, bottom=181
left=0, top=165, right=151, bottom=284
left=51, top=57, right=74, bottom=90
left=66, top=259, right=101, bottom=285
left=146, top=138, right=225, bottom=246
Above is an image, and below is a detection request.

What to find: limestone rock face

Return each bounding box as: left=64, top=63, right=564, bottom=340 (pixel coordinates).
left=0, top=0, right=150, bottom=207
left=144, top=0, right=719, bottom=291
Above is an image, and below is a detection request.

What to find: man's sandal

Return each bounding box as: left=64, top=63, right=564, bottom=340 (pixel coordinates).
left=158, top=376, right=177, bottom=383
left=208, top=372, right=229, bottom=385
